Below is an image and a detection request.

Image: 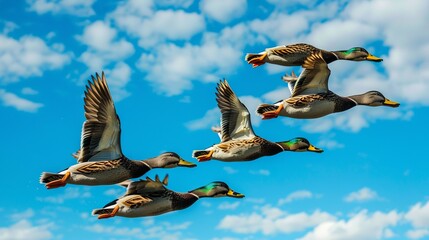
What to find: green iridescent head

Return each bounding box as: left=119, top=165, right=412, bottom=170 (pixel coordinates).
left=336, top=47, right=383, bottom=62
left=190, top=182, right=244, bottom=198
left=278, top=137, right=323, bottom=153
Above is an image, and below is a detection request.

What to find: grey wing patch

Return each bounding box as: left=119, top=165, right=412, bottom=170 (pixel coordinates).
left=125, top=175, right=168, bottom=196
left=291, top=50, right=331, bottom=97
left=78, top=72, right=123, bottom=163
left=216, top=80, right=256, bottom=142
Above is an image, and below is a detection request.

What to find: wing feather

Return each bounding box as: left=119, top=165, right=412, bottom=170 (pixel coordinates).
left=78, top=72, right=123, bottom=163
left=291, top=50, right=331, bottom=97
left=215, top=80, right=256, bottom=142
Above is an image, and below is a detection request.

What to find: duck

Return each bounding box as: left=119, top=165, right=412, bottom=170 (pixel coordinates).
left=192, top=80, right=323, bottom=162
left=40, top=72, right=196, bottom=189
left=92, top=175, right=244, bottom=219
left=245, top=43, right=383, bottom=68
left=256, top=50, right=400, bottom=120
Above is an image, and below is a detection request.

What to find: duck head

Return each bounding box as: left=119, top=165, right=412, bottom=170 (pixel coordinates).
left=349, top=91, right=400, bottom=107
left=277, top=137, right=324, bottom=153
left=190, top=182, right=244, bottom=198
left=335, top=47, right=383, bottom=62
left=145, top=152, right=196, bottom=168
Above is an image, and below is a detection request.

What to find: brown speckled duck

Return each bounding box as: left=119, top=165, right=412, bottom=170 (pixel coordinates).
left=245, top=43, right=383, bottom=68
left=93, top=175, right=244, bottom=219
left=256, top=50, right=400, bottom=120
left=40, top=72, right=196, bottom=189
left=192, top=80, right=323, bottom=162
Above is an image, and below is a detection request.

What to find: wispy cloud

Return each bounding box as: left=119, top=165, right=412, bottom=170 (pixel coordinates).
left=344, top=187, right=380, bottom=202
left=278, top=190, right=318, bottom=205
left=37, top=187, right=91, bottom=204
left=223, top=166, right=238, bottom=174
left=0, top=89, right=43, bottom=112
left=249, top=169, right=270, bottom=176
left=185, top=107, right=219, bottom=131
left=218, top=202, right=240, bottom=210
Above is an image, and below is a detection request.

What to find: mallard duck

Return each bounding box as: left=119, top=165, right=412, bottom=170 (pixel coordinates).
left=40, top=72, right=196, bottom=189
left=245, top=43, right=383, bottom=68
left=92, top=176, right=244, bottom=219
left=192, top=80, right=323, bottom=162
left=256, top=50, right=400, bottom=120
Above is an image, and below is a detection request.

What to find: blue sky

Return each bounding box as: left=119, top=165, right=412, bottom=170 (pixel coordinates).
left=1, top=0, right=429, bottom=239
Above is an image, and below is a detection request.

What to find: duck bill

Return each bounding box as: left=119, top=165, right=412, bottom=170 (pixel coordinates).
left=178, top=158, right=197, bottom=168
left=227, top=189, right=245, bottom=198
left=307, top=145, right=324, bottom=153
left=383, top=98, right=400, bottom=108
left=366, top=54, right=383, bottom=62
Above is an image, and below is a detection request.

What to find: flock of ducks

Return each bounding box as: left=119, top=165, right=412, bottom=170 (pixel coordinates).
left=41, top=43, right=400, bottom=219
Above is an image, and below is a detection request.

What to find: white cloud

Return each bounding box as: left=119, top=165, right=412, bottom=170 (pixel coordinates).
left=21, top=87, right=38, bottom=95
left=156, top=0, right=194, bottom=8
left=218, top=205, right=335, bottom=235
left=10, top=209, right=34, bottom=222
left=26, top=0, right=96, bottom=17
left=37, top=187, right=91, bottom=204
left=77, top=21, right=134, bottom=100
left=185, top=107, right=219, bottom=131
left=0, top=220, right=53, bottom=240
left=0, top=89, right=43, bottom=112
left=405, top=201, right=429, bottom=228
left=344, top=187, right=379, bottom=202
left=299, top=210, right=401, bottom=240
left=200, top=0, right=247, bottom=23
left=0, top=33, right=71, bottom=82
left=110, top=1, right=205, bottom=48
left=407, top=229, right=429, bottom=239
left=316, top=135, right=344, bottom=150
left=278, top=190, right=315, bottom=205
left=218, top=202, right=240, bottom=210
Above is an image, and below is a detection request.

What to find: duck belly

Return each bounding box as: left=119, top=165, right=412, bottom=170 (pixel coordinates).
left=281, top=101, right=335, bottom=119
left=212, top=141, right=261, bottom=162
left=65, top=162, right=130, bottom=185
left=118, top=200, right=173, bottom=218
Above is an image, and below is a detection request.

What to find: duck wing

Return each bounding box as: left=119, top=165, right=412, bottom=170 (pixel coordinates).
left=291, top=50, right=331, bottom=97
left=77, top=72, right=123, bottom=163
left=216, top=80, right=256, bottom=142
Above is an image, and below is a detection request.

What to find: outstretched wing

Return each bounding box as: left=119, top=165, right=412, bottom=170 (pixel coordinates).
left=291, top=50, right=331, bottom=97
left=77, top=72, right=123, bottom=163
left=216, top=80, right=256, bottom=142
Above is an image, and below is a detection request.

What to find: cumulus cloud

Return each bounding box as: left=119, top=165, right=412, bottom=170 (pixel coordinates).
left=200, top=0, right=247, bottom=23
left=405, top=201, right=429, bottom=229
left=218, top=205, right=335, bottom=235
left=0, top=89, right=43, bottom=112
left=185, top=107, right=219, bottom=131
left=278, top=190, right=315, bottom=205
left=21, top=87, right=38, bottom=95
left=344, top=187, right=380, bottom=202
left=77, top=21, right=134, bottom=100
left=0, top=219, right=53, bottom=240
left=26, top=0, right=96, bottom=16
left=0, top=33, right=71, bottom=82
left=110, top=0, right=205, bottom=48
left=299, top=210, right=401, bottom=240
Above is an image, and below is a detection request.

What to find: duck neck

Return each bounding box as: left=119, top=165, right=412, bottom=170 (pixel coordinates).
left=189, top=188, right=207, bottom=198
left=172, top=192, right=199, bottom=210
left=275, top=141, right=292, bottom=152
left=347, top=93, right=366, bottom=106
left=141, top=157, right=160, bottom=169
left=322, top=50, right=340, bottom=63
left=128, top=160, right=151, bottom=178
